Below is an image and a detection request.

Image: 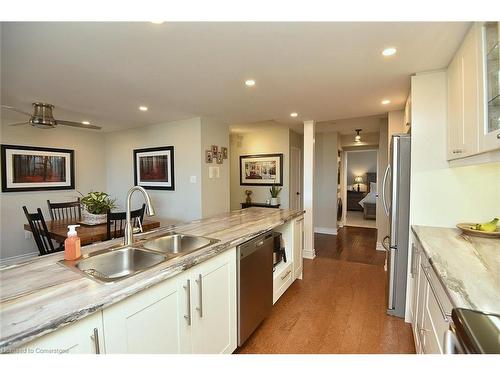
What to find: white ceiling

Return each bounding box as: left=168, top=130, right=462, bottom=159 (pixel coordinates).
left=1, top=22, right=469, bottom=132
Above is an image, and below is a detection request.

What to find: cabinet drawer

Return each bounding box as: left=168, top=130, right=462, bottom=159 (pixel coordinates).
left=273, top=262, right=293, bottom=304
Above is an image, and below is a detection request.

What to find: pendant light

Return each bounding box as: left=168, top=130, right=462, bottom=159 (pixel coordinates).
left=355, top=129, right=362, bottom=143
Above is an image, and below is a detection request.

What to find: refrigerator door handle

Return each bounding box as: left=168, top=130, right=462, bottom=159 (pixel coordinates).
left=382, top=164, right=391, bottom=216
left=388, top=247, right=396, bottom=310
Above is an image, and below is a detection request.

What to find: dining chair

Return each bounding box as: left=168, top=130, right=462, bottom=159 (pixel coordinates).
left=106, top=204, right=146, bottom=240
left=47, top=198, right=81, bottom=221
left=23, top=206, right=64, bottom=256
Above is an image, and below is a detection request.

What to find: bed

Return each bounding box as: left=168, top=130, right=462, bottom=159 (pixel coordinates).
left=358, top=172, right=377, bottom=220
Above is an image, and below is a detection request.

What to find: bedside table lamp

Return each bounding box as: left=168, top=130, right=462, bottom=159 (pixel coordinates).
left=354, top=176, right=363, bottom=192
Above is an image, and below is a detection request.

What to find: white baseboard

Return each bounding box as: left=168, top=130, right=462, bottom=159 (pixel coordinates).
left=376, top=242, right=386, bottom=251
left=302, top=248, right=316, bottom=259
left=314, top=226, right=337, bottom=235
left=0, top=251, right=38, bottom=268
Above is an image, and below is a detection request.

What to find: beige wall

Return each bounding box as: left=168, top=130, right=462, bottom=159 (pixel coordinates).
left=0, top=121, right=107, bottom=260
left=289, top=129, right=304, bottom=209
left=314, top=132, right=339, bottom=234
left=229, top=122, right=291, bottom=210
left=388, top=110, right=405, bottom=146
left=200, top=117, right=230, bottom=217
left=105, top=118, right=203, bottom=225
left=410, top=71, right=500, bottom=227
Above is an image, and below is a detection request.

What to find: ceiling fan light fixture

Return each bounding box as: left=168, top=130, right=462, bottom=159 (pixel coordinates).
left=354, top=128, right=362, bottom=143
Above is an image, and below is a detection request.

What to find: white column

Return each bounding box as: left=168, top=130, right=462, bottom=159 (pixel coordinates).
left=303, top=120, right=315, bottom=259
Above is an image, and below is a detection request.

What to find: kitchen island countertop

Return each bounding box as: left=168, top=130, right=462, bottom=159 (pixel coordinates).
left=0, top=208, right=304, bottom=351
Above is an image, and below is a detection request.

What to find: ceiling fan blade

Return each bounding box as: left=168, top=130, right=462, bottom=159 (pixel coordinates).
left=1, top=105, right=32, bottom=116
left=57, top=120, right=102, bottom=130
left=8, top=121, right=29, bottom=126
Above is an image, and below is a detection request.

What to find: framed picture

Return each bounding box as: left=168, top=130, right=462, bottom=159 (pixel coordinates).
left=221, top=146, right=228, bottom=159
left=134, top=146, right=175, bottom=190
left=211, top=145, right=218, bottom=154
left=239, top=153, right=283, bottom=186
left=216, top=152, right=223, bottom=164
left=1, top=144, right=75, bottom=192
left=205, top=150, right=213, bottom=163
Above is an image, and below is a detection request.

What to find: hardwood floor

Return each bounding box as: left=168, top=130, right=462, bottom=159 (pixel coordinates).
left=236, top=226, right=415, bottom=354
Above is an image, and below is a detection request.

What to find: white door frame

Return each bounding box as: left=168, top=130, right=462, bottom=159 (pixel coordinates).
left=342, top=148, right=379, bottom=227
left=290, top=146, right=302, bottom=210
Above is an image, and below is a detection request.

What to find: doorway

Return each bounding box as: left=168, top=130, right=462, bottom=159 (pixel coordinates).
left=342, top=149, right=378, bottom=228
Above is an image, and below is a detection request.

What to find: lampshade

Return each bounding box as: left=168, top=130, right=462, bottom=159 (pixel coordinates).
left=354, top=176, right=363, bottom=184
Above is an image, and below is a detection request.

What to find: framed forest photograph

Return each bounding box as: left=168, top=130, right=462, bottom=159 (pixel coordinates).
left=1, top=144, right=75, bottom=192
left=134, top=146, right=175, bottom=190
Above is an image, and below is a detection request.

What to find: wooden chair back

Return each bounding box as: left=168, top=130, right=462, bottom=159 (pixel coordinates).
left=47, top=198, right=81, bottom=221
left=106, top=204, right=146, bottom=240
left=23, top=206, right=62, bottom=256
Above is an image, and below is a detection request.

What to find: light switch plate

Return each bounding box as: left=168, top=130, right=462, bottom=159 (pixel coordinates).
left=190, top=175, right=197, bottom=183
left=209, top=166, right=220, bottom=179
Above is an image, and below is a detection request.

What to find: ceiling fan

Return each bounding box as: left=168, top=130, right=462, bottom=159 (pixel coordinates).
left=1, top=102, right=101, bottom=130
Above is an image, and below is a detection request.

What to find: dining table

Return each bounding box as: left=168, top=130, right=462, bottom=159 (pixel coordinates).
left=24, top=218, right=161, bottom=246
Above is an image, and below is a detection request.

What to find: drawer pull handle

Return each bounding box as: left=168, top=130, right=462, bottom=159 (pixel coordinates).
left=183, top=279, right=192, bottom=326
left=90, top=328, right=100, bottom=354
left=422, top=265, right=451, bottom=322
left=195, top=274, right=203, bottom=318
left=281, top=270, right=292, bottom=280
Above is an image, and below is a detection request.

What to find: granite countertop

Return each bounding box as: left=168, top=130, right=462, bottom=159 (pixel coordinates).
left=411, top=225, right=500, bottom=314
left=0, top=208, right=304, bottom=351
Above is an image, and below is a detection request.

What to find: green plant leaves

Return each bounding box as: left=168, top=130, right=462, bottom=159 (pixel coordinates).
left=80, top=191, right=116, bottom=214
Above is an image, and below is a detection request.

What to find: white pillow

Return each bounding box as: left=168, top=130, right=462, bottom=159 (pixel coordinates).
left=370, top=182, right=377, bottom=194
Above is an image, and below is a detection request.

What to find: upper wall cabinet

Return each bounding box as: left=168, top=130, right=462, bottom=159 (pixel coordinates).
left=447, top=22, right=500, bottom=162
left=478, top=22, right=500, bottom=152
left=447, top=25, right=480, bottom=160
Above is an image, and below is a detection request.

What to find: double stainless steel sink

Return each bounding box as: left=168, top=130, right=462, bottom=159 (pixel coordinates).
left=60, top=232, right=219, bottom=283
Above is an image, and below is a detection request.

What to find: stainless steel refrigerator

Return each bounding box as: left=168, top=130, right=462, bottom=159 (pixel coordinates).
left=382, top=133, right=411, bottom=318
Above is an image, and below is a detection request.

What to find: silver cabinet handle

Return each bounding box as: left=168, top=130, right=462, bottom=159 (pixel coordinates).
left=410, top=243, right=418, bottom=277
left=183, top=279, right=192, bottom=326
left=281, top=270, right=292, bottom=280
left=195, top=274, right=203, bottom=318
left=422, top=265, right=451, bottom=322
left=90, top=328, right=100, bottom=354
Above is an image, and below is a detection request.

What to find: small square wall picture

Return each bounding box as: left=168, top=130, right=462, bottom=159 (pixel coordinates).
left=221, top=146, right=228, bottom=159
left=211, top=145, right=218, bottom=154
left=134, top=146, right=175, bottom=190
left=1, top=144, right=75, bottom=192
left=216, top=152, right=223, bottom=164
left=205, top=150, right=213, bottom=163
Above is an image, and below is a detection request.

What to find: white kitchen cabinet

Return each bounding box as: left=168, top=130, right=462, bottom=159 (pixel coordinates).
left=18, top=312, right=104, bottom=354
left=478, top=22, right=500, bottom=152
left=447, top=24, right=480, bottom=160
left=102, top=248, right=237, bottom=354
left=293, top=217, right=304, bottom=280
left=189, top=248, right=237, bottom=354
left=102, top=274, right=187, bottom=354
left=410, top=238, right=453, bottom=354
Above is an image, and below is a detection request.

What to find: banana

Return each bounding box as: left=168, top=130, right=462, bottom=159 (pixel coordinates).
left=473, top=218, right=499, bottom=232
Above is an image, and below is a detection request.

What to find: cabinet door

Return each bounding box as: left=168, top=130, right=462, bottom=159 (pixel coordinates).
left=191, top=248, right=237, bottom=354
left=409, top=242, right=421, bottom=351
left=102, top=276, right=187, bottom=353
left=414, top=262, right=428, bottom=353
left=18, top=312, right=104, bottom=354
left=293, top=217, right=304, bottom=280
left=478, top=22, right=500, bottom=152
left=447, top=25, right=479, bottom=160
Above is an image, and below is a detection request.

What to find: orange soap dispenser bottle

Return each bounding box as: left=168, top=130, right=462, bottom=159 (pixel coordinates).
left=64, top=224, right=81, bottom=261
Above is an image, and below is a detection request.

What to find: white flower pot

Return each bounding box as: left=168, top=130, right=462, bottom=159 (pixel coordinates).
left=81, top=208, right=107, bottom=225
left=270, top=197, right=280, bottom=206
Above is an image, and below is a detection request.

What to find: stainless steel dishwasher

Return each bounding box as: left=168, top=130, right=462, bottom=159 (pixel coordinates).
left=237, top=231, right=274, bottom=346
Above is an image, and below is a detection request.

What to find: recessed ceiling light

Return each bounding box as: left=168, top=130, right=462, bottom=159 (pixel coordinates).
left=82, top=121, right=90, bottom=125
left=382, top=47, right=397, bottom=56
left=245, top=79, right=256, bottom=87
left=290, top=112, right=298, bottom=118
left=139, top=106, right=148, bottom=111
left=150, top=21, right=165, bottom=24
left=381, top=99, right=391, bottom=105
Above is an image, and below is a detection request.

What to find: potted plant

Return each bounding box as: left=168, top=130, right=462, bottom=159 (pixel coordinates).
left=79, top=191, right=117, bottom=225
left=269, top=184, right=282, bottom=206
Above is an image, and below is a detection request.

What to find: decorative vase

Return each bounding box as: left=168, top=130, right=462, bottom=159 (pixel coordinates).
left=270, top=197, right=279, bottom=206
left=81, top=208, right=107, bottom=225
